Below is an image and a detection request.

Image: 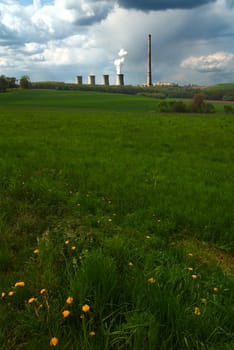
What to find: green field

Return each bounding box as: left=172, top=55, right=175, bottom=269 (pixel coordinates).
left=0, top=90, right=233, bottom=349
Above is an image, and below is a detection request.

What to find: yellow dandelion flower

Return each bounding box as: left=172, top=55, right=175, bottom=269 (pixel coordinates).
left=8, top=291, right=14, bottom=297
left=213, top=287, right=219, bottom=292
left=50, top=337, right=58, bottom=346
left=15, top=281, right=25, bottom=287
left=191, top=274, right=197, bottom=279
left=1, top=292, right=6, bottom=298
left=40, top=288, right=47, bottom=294
left=65, top=240, right=70, bottom=245
left=187, top=253, right=193, bottom=257
left=148, top=277, right=156, bottom=284
left=89, top=331, right=96, bottom=336
left=62, top=310, right=70, bottom=318
left=82, top=304, right=90, bottom=312
left=108, top=218, right=112, bottom=222
left=128, top=262, right=134, bottom=267
left=34, top=248, right=39, bottom=254
left=201, top=298, right=207, bottom=303
left=187, top=267, right=193, bottom=271
left=194, top=307, right=201, bottom=316
left=66, top=296, right=73, bottom=304
left=146, top=235, right=151, bottom=239
left=28, top=297, right=36, bottom=304
left=71, top=246, right=76, bottom=251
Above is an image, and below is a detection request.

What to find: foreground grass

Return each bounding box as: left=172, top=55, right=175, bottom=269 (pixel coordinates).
left=0, top=90, right=233, bottom=349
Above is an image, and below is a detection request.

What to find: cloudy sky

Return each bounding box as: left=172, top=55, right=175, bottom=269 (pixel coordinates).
left=0, top=0, right=234, bottom=85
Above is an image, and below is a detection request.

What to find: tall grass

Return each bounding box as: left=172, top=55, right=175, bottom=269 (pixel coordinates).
left=0, top=90, right=233, bottom=349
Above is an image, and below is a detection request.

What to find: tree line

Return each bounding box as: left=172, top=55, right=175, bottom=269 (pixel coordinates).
left=0, top=75, right=31, bottom=91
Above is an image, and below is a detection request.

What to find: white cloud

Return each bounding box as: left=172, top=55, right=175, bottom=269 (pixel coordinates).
left=181, top=52, right=234, bottom=72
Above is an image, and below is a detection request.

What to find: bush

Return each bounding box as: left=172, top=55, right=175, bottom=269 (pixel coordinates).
left=224, top=105, right=234, bottom=114
left=159, top=100, right=187, bottom=113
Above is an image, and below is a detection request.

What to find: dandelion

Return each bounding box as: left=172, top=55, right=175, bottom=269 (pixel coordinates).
left=62, top=310, right=70, bottom=318
left=194, top=307, right=201, bottom=316
left=191, top=274, right=197, bottom=279
left=148, top=277, right=156, bottom=284
left=65, top=240, right=70, bottom=245
left=8, top=291, right=14, bottom=297
left=108, top=218, right=112, bottom=222
left=187, top=253, right=193, bottom=257
left=15, top=281, right=25, bottom=287
left=128, top=262, right=134, bottom=267
left=66, top=296, right=73, bottom=304
left=34, top=248, right=39, bottom=254
left=187, top=267, right=193, bottom=271
left=40, top=288, right=47, bottom=294
left=1, top=292, right=6, bottom=298
left=201, top=298, right=207, bottom=303
left=82, top=304, right=90, bottom=312
left=89, top=331, right=96, bottom=336
left=213, top=287, right=219, bottom=292
left=146, top=235, right=151, bottom=239
left=28, top=297, right=36, bottom=304
left=71, top=246, right=76, bottom=251
left=50, top=337, right=58, bottom=346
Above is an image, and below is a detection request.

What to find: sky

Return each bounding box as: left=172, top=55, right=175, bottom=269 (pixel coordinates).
left=0, top=0, right=234, bottom=85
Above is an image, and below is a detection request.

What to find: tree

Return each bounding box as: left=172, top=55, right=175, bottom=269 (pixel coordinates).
left=20, top=75, right=31, bottom=89
left=190, top=93, right=206, bottom=112
left=0, top=75, right=8, bottom=92
left=190, top=93, right=215, bottom=113
left=6, top=77, right=17, bottom=88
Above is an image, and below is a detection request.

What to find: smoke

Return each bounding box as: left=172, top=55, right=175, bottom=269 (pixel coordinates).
left=114, top=48, right=128, bottom=74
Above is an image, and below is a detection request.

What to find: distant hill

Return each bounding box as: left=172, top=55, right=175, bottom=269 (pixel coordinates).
left=204, top=83, right=234, bottom=101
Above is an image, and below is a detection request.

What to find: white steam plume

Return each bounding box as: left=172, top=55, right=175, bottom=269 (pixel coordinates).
left=114, top=48, right=128, bottom=74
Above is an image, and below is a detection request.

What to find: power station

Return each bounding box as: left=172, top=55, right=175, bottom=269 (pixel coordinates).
left=76, top=34, right=154, bottom=86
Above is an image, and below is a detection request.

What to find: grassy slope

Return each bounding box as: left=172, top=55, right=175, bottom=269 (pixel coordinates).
left=0, top=90, right=233, bottom=349
left=0, top=90, right=233, bottom=247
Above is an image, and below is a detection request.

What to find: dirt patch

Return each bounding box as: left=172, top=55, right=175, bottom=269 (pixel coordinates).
left=180, top=239, right=234, bottom=275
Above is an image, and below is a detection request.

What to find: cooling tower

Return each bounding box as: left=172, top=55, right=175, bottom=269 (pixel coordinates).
left=102, top=74, right=109, bottom=86
left=116, top=74, right=124, bottom=86
left=76, top=76, right=83, bottom=85
left=88, top=75, right=96, bottom=85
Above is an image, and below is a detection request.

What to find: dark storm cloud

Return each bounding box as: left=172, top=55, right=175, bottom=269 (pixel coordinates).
left=117, top=0, right=216, bottom=11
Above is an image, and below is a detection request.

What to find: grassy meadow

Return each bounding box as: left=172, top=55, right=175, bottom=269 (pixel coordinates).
left=0, top=89, right=233, bottom=349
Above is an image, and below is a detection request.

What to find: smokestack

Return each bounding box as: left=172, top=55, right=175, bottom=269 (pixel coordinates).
left=88, top=75, right=95, bottom=85
left=102, top=74, right=109, bottom=86
left=147, top=34, right=152, bottom=86
left=116, top=74, right=124, bottom=86
left=76, top=76, right=83, bottom=85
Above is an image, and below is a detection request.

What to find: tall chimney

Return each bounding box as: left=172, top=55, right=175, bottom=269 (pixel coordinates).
left=147, top=34, right=152, bottom=86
